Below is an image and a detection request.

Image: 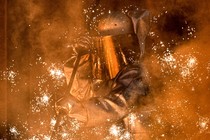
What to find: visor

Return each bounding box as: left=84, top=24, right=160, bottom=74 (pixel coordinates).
left=92, top=33, right=140, bottom=80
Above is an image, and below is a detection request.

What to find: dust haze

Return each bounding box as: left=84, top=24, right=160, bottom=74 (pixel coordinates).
left=143, top=0, right=210, bottom=139
left=1, top=0, right=210, bottom=139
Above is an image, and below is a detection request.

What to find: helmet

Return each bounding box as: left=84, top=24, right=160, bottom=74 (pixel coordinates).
left=97, top=11, right=135, bottom=36
left=91, top=11, right=141, bottom=80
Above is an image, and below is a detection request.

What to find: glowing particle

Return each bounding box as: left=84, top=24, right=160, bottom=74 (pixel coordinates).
left=40, top=121, right=44, bottom=125
left=120, top=131, right=131, bottom=140
left=70, top=119, right=81, bottom=131
left=62, top=132, right=69, bottom=138
left=149, top=32, right=155, bottom=37
left=163, top=54, right=176, bottom=63
left=187, top=57, right=197, bottom=68
left=200, top=122, right=207, bottom=128
left=41, top=94, right=50, bottom=105
left=50, top=118, right=57, bottom=127
left=180, top=67, right=190, bottom=77
left=160, top=41, right=165, bottom=47
left=207, top=62, right=210, bottom=72
left=197, top=116, right=209, bottom=133
left=4, top=70, right=18, bottom=83
left=157, top=117, right=161, bottom=124
left=48, top=64, right=65, bottom=80
left=10, top=126, right=19, bottom=136
left=128, top=113, right=137, bottom=126
left=43, top=135, right=51, bottom=140
left=109, top=125, right=121, bottom=137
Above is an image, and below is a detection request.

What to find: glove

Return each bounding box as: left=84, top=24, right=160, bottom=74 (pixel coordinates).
left=53, top=95, right=87, bottom=139
left=55, top=94, right=88, bottom=123
left=71, top=34, right=93, bottom=55
left=111, top=65, right=149, bottom=106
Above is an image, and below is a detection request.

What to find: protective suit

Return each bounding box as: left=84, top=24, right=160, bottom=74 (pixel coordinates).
left=52, top=9, right=150, bottom=140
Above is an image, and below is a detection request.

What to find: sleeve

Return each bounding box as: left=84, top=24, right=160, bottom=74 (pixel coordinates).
left=63, top=34, right=94, bottom=100
left=78, top=65, right=149, bottom=127
left=128, top=9, right=150, bottom=57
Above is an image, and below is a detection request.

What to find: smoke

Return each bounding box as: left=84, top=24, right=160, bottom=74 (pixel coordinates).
left=3, top=0, right=210, bottom=139
left=5, top=0, right=88, bottom=138
left=27, top=0, right=87, bottom=63
left=141, top=0, right=210, bottom=139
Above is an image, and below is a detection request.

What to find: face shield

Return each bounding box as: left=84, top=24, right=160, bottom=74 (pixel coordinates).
left=92, top=33, right=140, bottom=80
left=90, top=10, right=149, bottom=81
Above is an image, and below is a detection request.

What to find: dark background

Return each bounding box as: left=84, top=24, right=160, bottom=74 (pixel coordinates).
left=0, top=0, right=210, bottom=139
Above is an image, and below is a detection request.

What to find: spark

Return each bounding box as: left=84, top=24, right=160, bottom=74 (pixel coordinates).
left=48, top=64, right=65, bottom=80
left=163, top=54, right=176, bottom=67
left=2, top=70, right=18, bottom=84
left=50, top=118, right=57, bottom=127
left=70, top=119, right=81, bottom=131
left=10, top=126, right=19, bottom=136
left=109, top=124, right=121, bottom=137
left=128, top=113, right=137, bottom=126
left=200, top=122, right=207, bottom=128
left=41, top=94, right=50, bottom=105
left=37, top=93, right=51, bottom=106
left=197, top=117, right=209, bottom=132
left=187, top=56, right=197, bottom=68
left=161, top=49, right=177, bottom=70
left=47, top=63, right=66, bottom=87
left=149, top=31, right=155, bottom=37
left=31, top=91, right=52, bottom=112
left=180, top=55, right=198, bottom=79
left=180, top=67, right=191, bottom=77
left=43, top=135, right=51, bottom=140
left=120, top=131, right=131, bottom=140
left=29, top=134, right=51, bottom=140
left=157, top=50, right=199, bottom=82
left=62, top=132, right=69, bottom=138
left=207, top=61, right=210, bottom=71
left=8, top=71, right=17, bottom=80
left=157, top=117, right=162, bottom=124
left=49, top=68, right=64, bottom=79
left=160, top=41, right=165, bottom=47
